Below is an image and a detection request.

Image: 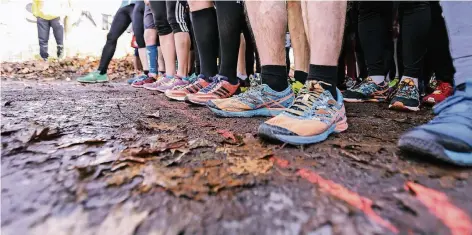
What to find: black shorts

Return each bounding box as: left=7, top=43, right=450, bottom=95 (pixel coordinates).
left=144, top=5, right=155, bottom=29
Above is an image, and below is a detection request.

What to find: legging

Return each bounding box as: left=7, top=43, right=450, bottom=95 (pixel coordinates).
left=399, top=1, right=431, bottom=79
left=242, top=13, right=256, bottom=76
left=358, top=2, right=431, bottom=80
left=98, top=4, right=145, bottom=74
left=132, top=1, right=146, bottom=48
left=423, top=1, right=455, bottom=84
left=358, top=1, right=394, bottom=77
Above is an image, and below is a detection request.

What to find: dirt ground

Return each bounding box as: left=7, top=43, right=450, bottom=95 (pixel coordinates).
left=1, top=80, right=471, bottom=235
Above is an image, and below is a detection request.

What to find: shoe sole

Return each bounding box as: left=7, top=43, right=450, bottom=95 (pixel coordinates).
left=398, top=136, right=472, bottom=166
left=208, top=107, right=285, bottom=117
left=343, top=97, right=385, bottom=103
left=165, top=94, right=186, bottom=101
left=77, top=80, right=108, bottom=83
left=389, top=101, right=420, bottom=111
left=258, top=118, right=348, bottom=145
left=143, top=86, right=160, bottom=91
left=184, top=96, right=207, bottom=106
left=422, top=97, right=437, bottom=106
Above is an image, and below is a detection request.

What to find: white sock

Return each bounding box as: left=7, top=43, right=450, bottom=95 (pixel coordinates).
left=401, top=76, right=419, bottom=88
left=370, top=75, right=385, bottom=84
left=237, top=73, right=248, bottom=80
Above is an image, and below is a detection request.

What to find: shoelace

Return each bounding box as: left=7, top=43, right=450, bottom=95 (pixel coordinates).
left=396, top=80, right=418, bottom=98
left=234, top=84, right=264, bottom=98
left=286, top=82, right=325, bottom=116
left=200, top=77, right=220, bottom=93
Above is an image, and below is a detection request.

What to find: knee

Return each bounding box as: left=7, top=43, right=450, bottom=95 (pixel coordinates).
left=106, top=32, right=119, bottom=43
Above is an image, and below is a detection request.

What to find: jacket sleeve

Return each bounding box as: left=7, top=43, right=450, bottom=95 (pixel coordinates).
left=32, top=0, right=39, bottom=17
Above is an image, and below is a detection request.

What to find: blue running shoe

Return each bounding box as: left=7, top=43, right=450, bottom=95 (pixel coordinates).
left=258, top=80, right=348, bottom=145
left=127, top=74, right=147, bottom=84
left=389, top=78, right=421, bottom=111
left=207, top=81, right=294, bottom=118
left=343, top=77, right=389, bottom=102
left=398, top=80, right=472, bottom=166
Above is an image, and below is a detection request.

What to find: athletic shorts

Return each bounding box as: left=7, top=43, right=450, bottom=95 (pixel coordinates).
left=144, top=5, right=155, bottom=29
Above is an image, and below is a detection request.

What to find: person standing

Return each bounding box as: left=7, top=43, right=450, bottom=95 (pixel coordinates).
left=32, top=0, right=69, bottom=60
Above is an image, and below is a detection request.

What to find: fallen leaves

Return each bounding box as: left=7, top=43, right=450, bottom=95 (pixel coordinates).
left=58, top=137, right=106, bottom=148
left=217, top=129, right=237, bottom=143
left=145, top=111, right=160, bottom=119
left=16, top=125, right=61, bottom=143
left=76, top=134, right=275, bottom=201
left=1, top=56, right=134, bottom=81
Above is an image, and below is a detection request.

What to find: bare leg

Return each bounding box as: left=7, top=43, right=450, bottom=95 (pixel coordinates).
left=257, top=1, right=349, bottom=145
left=174, top=32, right=191, bottom=77
left=188, top=1, right=212, bottom=12
left=159, top=34, right=176, bottom=76
left=157, top=47, right=165, bottom=73
left=245, top=1, right=288, bottom=91
left=288, top=1, right=309, bottom=73
left=305, top=1, right=346, bottom=66
left=246, top=1, right=286, bottom=66
left=301, top=0, right=346, bottom=99
left=237, top=33, right=247, bottom=77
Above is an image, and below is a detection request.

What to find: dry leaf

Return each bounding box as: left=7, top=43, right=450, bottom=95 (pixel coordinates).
left=145, top=111, right=160, bottom=119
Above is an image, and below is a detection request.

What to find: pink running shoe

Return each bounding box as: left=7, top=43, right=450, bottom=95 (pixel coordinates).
left=143, top=75, right=172, bottom=91
left=156, top=76, right=190, bottom=93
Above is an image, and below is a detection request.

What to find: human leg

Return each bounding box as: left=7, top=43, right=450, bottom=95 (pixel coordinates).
left=50, top=17, right=64, bottom=58
left=206, top=1, right=294, bottom=115
left=259, top=0, right=348, bottom=145
left=398, top=1, right=472, bottom=166
left=288, top=0, right=309, bottom=84
left=37, top=17, right=51, bottom=60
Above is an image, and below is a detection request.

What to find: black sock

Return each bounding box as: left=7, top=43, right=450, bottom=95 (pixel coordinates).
left=214, top=1, right=243, bottom=85
left=294, top=70, right=308, bottom=84
left=99, top=69, right=106, bottom=75
left=261, top=65, right=289, bottom=92
left=308, top=64, right=338, bottom=99
left=159, top=71, right=165, bottom=75
left=190, top=7, right=219, bottom=78
left=144, top=70, right=149, bottom=76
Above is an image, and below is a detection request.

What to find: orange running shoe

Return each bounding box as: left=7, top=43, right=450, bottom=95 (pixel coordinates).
left=185, top=75, right=240, bottom=105
left=165, top=74, right=211, bottom=101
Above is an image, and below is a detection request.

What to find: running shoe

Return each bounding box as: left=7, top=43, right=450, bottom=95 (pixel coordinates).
left=77, top=71, right=108, bottom=83
left=185, top=75, right=240, bottom=106
left=422, top=81, right=453, bottom=105
left=258, top=80, right=348, bottom=145
left=165, top=74, right=211, bottom=101
left=398, top=80, right=472, bottom=166
left=343, top=77, right=389, bottom=102
left=207, top=82, right=294, bottom=117
left=131, top=75, right=155, bottom=88
left=127, top=74, right=147, bottom=84
left=339, top=76, right=357, bottom=91
left=389, top=78, right=420, bottom=111
left=143, top=75, right=172, bottom=91
left=155, top=75, right=190, bottom=93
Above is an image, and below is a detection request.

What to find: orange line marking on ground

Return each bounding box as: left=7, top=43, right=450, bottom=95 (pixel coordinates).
left=298, top=169, right=399, bottom=234
left=270, top=157, right=398, bottom=233
left=405, top=182, right=472, bottom=235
